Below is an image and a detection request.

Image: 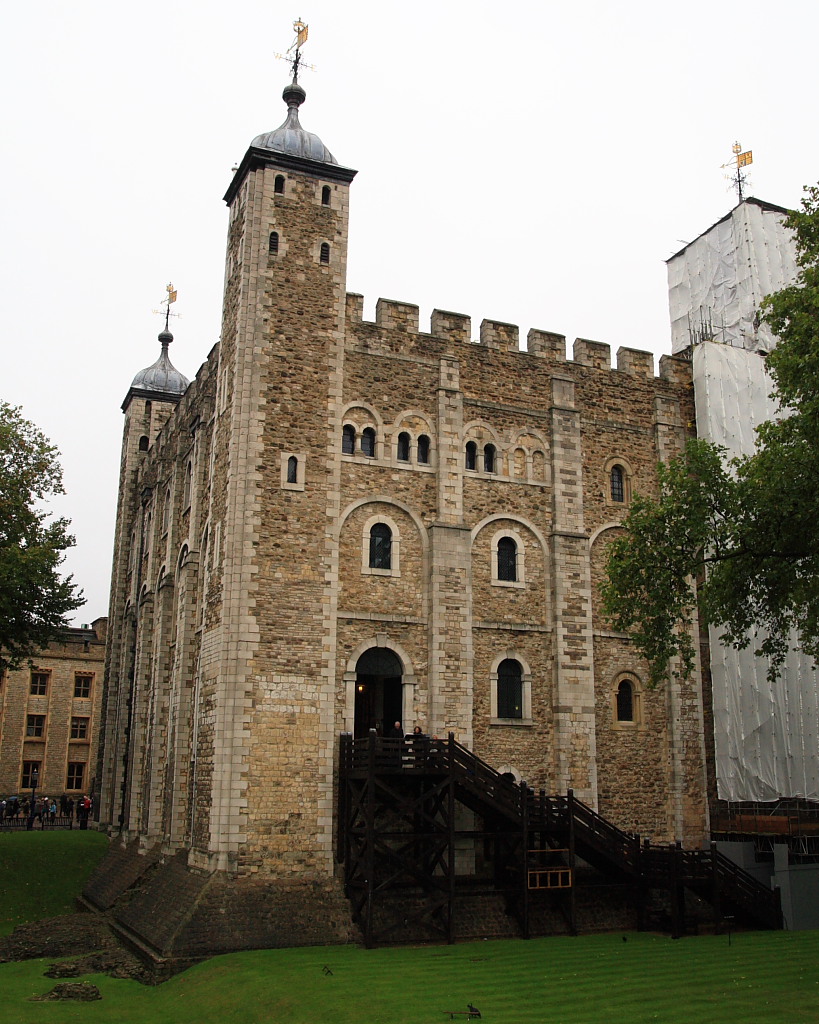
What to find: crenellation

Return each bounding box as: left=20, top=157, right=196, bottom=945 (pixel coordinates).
left=345, top=292, right=363, bottom=323
left=479, top=319, right=519, bottom=352
left=430, top=308, right=471, bottom=344
left=526, top=328, right=566, bottom=362
left=616, top=346, right=654, bottom=377
left=573, top=337, right=611, bottom=370
left=375, top=298, right=419, bottom=332
left=659, top=352, right=693, bottom=385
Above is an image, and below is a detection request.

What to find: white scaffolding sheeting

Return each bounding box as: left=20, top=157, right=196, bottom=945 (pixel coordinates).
left=693, top=342, right=819, bottom=802
left=669, top=203, right=797, bottom=356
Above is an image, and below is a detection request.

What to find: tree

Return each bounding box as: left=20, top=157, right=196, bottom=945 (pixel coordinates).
left=0, top=402, right=84, bottom=671
left=602, top=185, right=819, bottom=686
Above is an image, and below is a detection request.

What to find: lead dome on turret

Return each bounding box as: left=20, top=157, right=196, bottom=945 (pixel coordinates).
left=251, top=80, right=338, bottom=165
left=130, top=329, right=189, bottom=396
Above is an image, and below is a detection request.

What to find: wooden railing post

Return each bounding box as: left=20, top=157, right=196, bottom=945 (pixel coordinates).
left=710, top=840, right=722, bottom=933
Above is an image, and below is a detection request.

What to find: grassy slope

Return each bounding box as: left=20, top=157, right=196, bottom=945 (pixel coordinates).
left=0, top=830, right=109, bottom=934
left=2, top=833, right=818, bottom=1024
left=2, top=930, right=819, bottom=1024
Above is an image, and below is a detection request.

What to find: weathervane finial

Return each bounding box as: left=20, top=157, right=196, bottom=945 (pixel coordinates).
left=721, top=141, right=753, bottom=203
left=151, top=282, right=180, bottom=332
left=275, top=18, right=315, bottom=82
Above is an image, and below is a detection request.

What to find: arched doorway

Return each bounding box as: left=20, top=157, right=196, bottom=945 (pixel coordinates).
left=354, top=647, right=403, bottom=738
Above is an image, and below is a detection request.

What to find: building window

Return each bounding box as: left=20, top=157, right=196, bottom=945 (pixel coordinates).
left=321, top=185, right=331, bottom=205
left=497, top=537, right=517, bottom=582
left=269, top=231, right=279, bottom=255
left=484, top=443, right=496, bottom=474
left=616, top=679, right=634, bottom=722
left=497, top=659, right=523, bottom=719
left=397, top=432, right=410, bottom=462
left=274, top=174, right=285, bottom=194
left=342, top=424, right=356, bottom=454
left=26, top=714, right=45, bottom=738
left=22, top=761, right=41, bottom=789
left=417, top=434, right=430, bottom=464
left=287, top=455, right=298, bottom=483
left=465, top=441, right=477, bottom=471
left=138, top=435, right=149, bottom=452
left=162, top=487, right=171, bottom=535
left=183, top=460, right=192, bottom=509
left=74, top=674, right=93, bottom=698
left=320, top=242, right=331, bottom=265
left=30, top=671, right=49, bottom=696
left=70, top=716, right=90, bottom=740
left=66, top=762, right=85, bottom=791
left=361, top=427, right=376, bottom=457
left=611, top=464, right=625, bottom=503
left=369, top=523, right=392, bottom=570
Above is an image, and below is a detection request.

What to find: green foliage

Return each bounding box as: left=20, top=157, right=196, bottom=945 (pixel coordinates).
left=0, top=402, right=83, bottom=671
left=603, top=184, right=819, bottom=684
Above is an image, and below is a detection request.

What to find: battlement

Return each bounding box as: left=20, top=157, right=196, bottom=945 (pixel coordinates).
left=345, top=293, right=691, bottom=384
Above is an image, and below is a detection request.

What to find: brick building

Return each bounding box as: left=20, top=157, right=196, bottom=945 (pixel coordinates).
left=90, top=73, right=716, bottom=956
left=0, top=619, right=106, bottom=800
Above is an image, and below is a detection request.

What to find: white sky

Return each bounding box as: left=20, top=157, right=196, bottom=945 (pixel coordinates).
left=2, top=0, right=818, bottom=624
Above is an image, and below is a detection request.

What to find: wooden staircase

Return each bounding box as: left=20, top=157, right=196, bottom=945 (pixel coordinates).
left=338, top=733, right=782, bottom=946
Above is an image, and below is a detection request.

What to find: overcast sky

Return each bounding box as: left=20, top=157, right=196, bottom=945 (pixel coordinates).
left=2, top=0, right=818, bottom=624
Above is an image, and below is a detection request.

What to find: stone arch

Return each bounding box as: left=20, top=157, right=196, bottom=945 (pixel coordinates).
left=337, top=496, right=429, bottom=555
left=342, top=636, right=419, bottom=736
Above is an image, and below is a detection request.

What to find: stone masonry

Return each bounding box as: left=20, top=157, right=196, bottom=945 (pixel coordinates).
left=91, top=75, right=709, bottom=956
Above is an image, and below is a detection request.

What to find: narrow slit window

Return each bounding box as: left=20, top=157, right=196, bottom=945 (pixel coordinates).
left=274, top=175, right=285, bottom=194
left=320, top=242, right=331, bottom=265
left=497, top=659, right=523, bottom=719
left=417, top=434, right=430, bottom=464
left=361, top=427, right=376, bottom=457
left=497, top=537, right=517, bottom=582
left=484, top=444, right=496, bottom=474
left=610, top=464, right=625, bottom=502
left=369, top=523, right=392, bottom=570
left=465, top=441, right=477, bottom=471
left=342, top=425, right=356, bottom=454
left=269, top=231, right=279, bottom=255
left=287, top=455, right=298, bottom=484
left=397, top=432, right=410, bottom=462
left=321, top=185, right=331, bottom=205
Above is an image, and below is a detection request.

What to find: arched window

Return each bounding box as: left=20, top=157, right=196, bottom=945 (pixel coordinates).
left=320, top=242, right=331, bottom=265
left=497, top=537, right=517, bottom=582
left=397, top=432, right=410, bottom=462
left=183, top=461, right=192, bottom=510
left=274, top=174, right=285, bottom=194
left=484, top=443, right=496, bottom=474
left=287, top=455, right=298, bottom=484
left=361, top=427, right=376, bottom=457
left=417, top=435, right=430, bottom=464
left=138, top=435, right=149, bottom=452
left=369, top=523, right=392, bottom=570
left=342, top=424, right=356, bottom=454
left=162, top=487, right=171, bottom=534
left=611, top=464, right=625, bottom=503
left=321, top=185, right=331, bottom=206
left=465, top=441, right=477, bottom=471
left=616, top=679, right=634, bottom=722
left=269, top=231, right=279, bottom=255
left=497, top=659, right=523, bottom=719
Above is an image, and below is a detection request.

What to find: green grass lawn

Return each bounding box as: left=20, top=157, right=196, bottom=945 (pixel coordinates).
left=0, top=829, right=109, bottom=934
left=2, top=832, right=819, bottom=1024
left=2, top=930, right=819, bottom=1024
